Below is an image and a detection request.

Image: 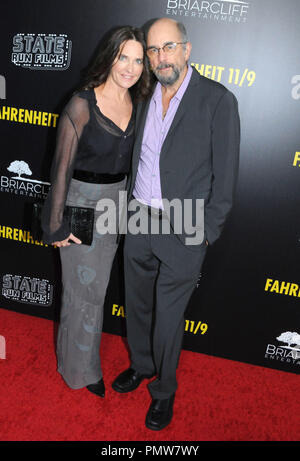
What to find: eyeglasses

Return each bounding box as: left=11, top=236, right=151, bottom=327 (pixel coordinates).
left=146, top=41, right=187, bottom=57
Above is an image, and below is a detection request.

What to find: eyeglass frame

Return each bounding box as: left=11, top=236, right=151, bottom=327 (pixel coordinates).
left=146, top=41, right=188, bottom=56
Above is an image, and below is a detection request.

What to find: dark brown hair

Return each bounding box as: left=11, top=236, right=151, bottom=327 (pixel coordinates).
left=79, top=25, right=151, bottom=101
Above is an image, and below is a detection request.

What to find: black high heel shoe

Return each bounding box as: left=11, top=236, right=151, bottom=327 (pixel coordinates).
left=86, top=378, right=105, bottom=398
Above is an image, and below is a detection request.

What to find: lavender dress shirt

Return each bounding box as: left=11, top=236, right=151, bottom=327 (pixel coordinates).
left=133, top=64, right=193, bottom=210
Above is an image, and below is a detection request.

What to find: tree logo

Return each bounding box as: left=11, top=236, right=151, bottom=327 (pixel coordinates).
left=1, top=160, right=50, bottom=199
left=265, top=330, right=300, bottom=366
left=276, top=331, right=300, bottom=351
left=7, top=160, right=32, bottom=180
left=6, top=160, right=49, bottom=185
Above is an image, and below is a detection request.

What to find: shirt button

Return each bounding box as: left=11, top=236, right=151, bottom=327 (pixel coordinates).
left=124, top=135, right=127, bottom=139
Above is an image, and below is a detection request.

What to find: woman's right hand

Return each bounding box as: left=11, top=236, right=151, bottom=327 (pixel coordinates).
left=52, top=233, right=82, bottom=247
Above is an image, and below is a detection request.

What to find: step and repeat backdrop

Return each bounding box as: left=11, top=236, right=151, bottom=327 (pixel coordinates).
left=0, top=0, right=299, bottom=374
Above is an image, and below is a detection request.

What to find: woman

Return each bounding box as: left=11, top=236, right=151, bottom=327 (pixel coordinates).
left=41, top=26, right=151, bottom=397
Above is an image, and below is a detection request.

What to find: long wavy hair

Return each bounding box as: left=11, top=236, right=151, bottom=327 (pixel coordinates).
left=78, top=26, right=151, bottom=102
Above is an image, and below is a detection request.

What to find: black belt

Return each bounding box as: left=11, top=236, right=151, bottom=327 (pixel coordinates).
left=73, top=169, right=126, bottom=184
left=133, top=197, right=165, bottom=218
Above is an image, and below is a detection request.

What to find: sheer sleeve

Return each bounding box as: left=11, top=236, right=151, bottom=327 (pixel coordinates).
left=41, top=93, right=90, bottom=243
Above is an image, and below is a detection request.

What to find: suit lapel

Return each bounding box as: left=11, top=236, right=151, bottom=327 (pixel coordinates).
left=160, top=68, right=200, bottom=155
left=131, top=97, right=151, bottom=182
left=134, top=98, right=150, bottom=153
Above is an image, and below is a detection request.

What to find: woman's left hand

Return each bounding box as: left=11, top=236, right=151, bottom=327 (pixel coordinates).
left=52, top=233, right=82, bottom=247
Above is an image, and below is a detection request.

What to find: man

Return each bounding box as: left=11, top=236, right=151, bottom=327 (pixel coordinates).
left=112, top=18, right=240, bottom=431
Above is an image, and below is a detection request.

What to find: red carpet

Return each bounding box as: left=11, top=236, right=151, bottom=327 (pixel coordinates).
left=0, top=308, right=299, bottom=441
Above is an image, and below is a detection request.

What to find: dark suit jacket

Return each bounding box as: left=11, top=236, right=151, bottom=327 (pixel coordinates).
left=127, top=67, right=240, bottom=248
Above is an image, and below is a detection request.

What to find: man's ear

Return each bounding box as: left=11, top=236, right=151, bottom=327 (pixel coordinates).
left=185, top=41, right=192, bottom=61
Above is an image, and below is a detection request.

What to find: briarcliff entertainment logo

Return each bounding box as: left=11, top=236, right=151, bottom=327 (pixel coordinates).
left=1, top=160, right=50, bottom=199
left=265, top=331, right=300, bottom=367
left=12, top=33, right=72, bottom=70
left=165, top=0, right=250, bottom=23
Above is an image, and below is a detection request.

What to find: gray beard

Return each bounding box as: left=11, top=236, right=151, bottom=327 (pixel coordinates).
left=153, top=64, right=180, bottom=86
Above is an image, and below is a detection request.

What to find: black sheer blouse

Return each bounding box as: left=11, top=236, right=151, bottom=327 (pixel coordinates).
left=41, top=88, right=135, bottom=243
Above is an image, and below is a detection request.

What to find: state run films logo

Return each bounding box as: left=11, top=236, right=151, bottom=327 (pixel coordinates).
left=12, top=33, right=72, bottom=70
left=0, top=160, right=50, bottom=199
left=1, top=274, right=53, bottom=306
left=165, top=0, right=250, bottom=23
left=265, top=331, right=300, bottom=367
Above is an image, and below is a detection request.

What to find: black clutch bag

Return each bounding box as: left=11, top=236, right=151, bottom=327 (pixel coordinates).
left=32, top=202, right=94, bottom=246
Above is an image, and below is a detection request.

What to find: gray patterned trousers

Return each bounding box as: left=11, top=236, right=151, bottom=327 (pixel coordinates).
left=57, top=177, right=126, bottom=389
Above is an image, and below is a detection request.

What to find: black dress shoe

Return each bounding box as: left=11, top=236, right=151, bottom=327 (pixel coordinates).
left=86, top=378, right=105, bottom=398
left=112, top=368, right=153, bottom=393
left=145, top=394, right=175, bottom=431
